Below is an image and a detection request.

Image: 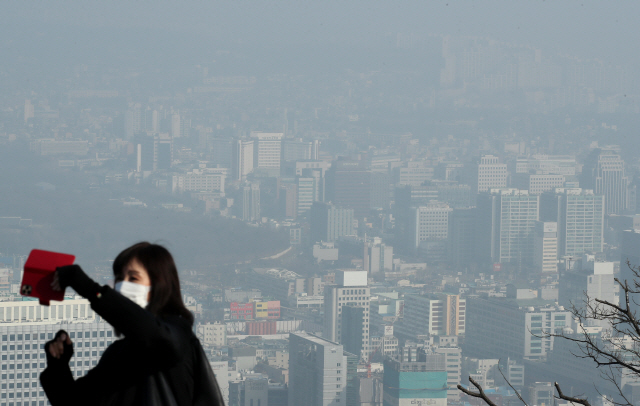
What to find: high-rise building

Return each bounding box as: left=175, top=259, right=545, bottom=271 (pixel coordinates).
left=533, top=221, right=558, bottom=274
left=620, top=230, right=640, bottom=315
left=237, top=183, right=260, bottom=221
left=395, top=293, right=465, bottom=342
left=171, top=169, right=226, bottom=195
left=514, top=155, right=577, bottom=176
left=465, top=298, right=571, bottom=361
left=251, top=132, right=283, bottom=176
left=435, top=342, right=463, bottom=402
left=24, top=99, right=34, bottom=124
left=513, top=172, right=566, bottom=195
left=0, top=298, right=115, bottom=405
left=540, top=188, right=604, bottom=258
left=171, top=113, right=181, bottom=138
left=232, top=139, right=254, bottom=181
left=125, top=103, right=143, bottom=138
left=310, top=202, right=355, bottom=243
left=323, top=270, right=370, bottom=359
left=135, top=134, right=172, bottom=172
left=297, top=170, right=324, bottom=217
left=283, top=139, right=319, bottom=161
left=581, top=149, right=629, bottom=215
left=382, top=348, right=448, bottom=406
left=559, top=259, right=617, bottom=328
left=476, top=189, right=539, bottom=268
left=211, top=137, right=234, bottom=168
left=476, top=155, right=508, bottom=193
left=411, top=202, right=452, bottom=249
left=366, top=238, right=393, bottom=275
left=341, top=306, right=365, bottom=357
left=392, top=161, right=434, bottom=187
left=448, top=208, right=477, bottom=269
left=288, top=332, right=355, bottom=406
left=326, top=160, right=372, bottom=218
left=370, top=172, right=391, bottom=210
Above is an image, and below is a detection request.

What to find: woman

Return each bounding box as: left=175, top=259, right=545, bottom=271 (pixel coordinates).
left=40, top=242, right=223, bottom=406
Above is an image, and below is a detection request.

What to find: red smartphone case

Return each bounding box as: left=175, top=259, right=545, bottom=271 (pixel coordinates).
left=21, top=249, right=75, bottom=305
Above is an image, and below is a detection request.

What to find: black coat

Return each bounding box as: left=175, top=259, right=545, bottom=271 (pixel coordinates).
left=40, top=270, right=198, bottom=406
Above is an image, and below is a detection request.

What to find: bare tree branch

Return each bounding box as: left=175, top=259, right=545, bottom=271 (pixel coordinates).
left=457, top=377, right=499, bottom=406
left=555, top=382, right=591, bottom=406
left=497, top=363, right=528, bottom=406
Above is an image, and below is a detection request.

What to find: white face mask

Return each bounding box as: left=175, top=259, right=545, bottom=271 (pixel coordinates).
left=115, top=281, right=151, bottom=308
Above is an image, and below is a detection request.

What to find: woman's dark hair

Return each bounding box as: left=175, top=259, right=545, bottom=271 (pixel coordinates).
left=113, top=242, right=194, bottom=326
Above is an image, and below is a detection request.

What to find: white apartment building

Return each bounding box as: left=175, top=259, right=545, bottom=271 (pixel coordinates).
left=534, top=221, right=558, bottom=273
left=396, top=293, right=466, bottom=341
left=477, top=155, right=507, bottom=193
left=515, top=173, right=566, bottom=195
left=515, top=155, right=577, bottom=176
left=412, top=202, right=452, bottom=248
left=435, top=345, right=462, bottom=402
left=394, top=161, right=434, bottom=187
left=251, top=132, right=283, bottom=175
left=196, top=322, right=227, bottom=347
left=171, top=169, right=226, bottom=194
left=323, top=270, right=370, bottom=359
left=232, top=139, right=254, bottom=181
left=288, top=332, right=349, bottom=406
left=0, top=298, right=114, bottom=406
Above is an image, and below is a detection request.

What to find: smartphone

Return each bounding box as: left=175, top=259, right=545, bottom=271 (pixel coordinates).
left=21, top=249, right=75, bottom=306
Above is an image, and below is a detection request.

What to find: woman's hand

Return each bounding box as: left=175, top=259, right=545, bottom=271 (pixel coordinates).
left=45, top=330, right=74, bottom=364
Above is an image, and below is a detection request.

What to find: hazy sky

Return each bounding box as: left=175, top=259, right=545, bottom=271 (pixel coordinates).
left=2, top=1, right=639, bottom=66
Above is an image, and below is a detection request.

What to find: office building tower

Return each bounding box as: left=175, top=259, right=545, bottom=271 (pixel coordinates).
left=513, top=172, right=566, bottom=195
left=448, top=208, right=477, bottom=269
left=395, top=293, right=465, bottom=342
left=581, top=149, right=629, bottom=215
left=238, top=183, right=261, bottom=222
left=135, top=134, right=172, bottom=172
left=540, top=188, right=604, bottom=258
left=533, top=221, right=558, bottom=274
left=323, top=270, right=370, bottom=359
left=514, top=155, right=577, bottom=176
left=326, top=160, right=371, bottom=218
left=297, top=170, right=324, bottom=217
left=172, top=169, right=226, bottom=195
left=280, top=182, right=298, bottom=219
left=125, top=103, right=143, bottom=138
left=476, top=155, right=508, bottom=193
left=211, top=138, right=234, bottom=168
left=341, top=306, right=365, bottom=357
left=0, top=298, right=115, bottom=405
left=228, top=375, right=268, bottom=406
left=283, top=139, right=319, bottom=161
left=620, top=230, right=640, bottom=316
left=560, top=259, right=617, bottom=327
left=370, top=172, right=391, bottom=210
left=310, top=202, right=355, bottom=243
left=434, top=182, right=473, bottom=208
left=465, top=298, right=571, bottom=361
left=412, top=202, right=452, bottom=247
left=383, top=349, right=448, bottom=406
left=366, top=238, right=393, bottom=275
left=171, top=113, right=181, bottom=138
left=288, top=332, right=351, bottom=406
left=232, top=139, right=255, bottom=181
left=24, top=99, right=34, bottom=124
left=435, top=343, right=463, bottom=402
left=393, top=161, right=434, bottom=187
left=251, top=132, right=283, bottom=177
left=476, top=189, right=539, bottom=268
